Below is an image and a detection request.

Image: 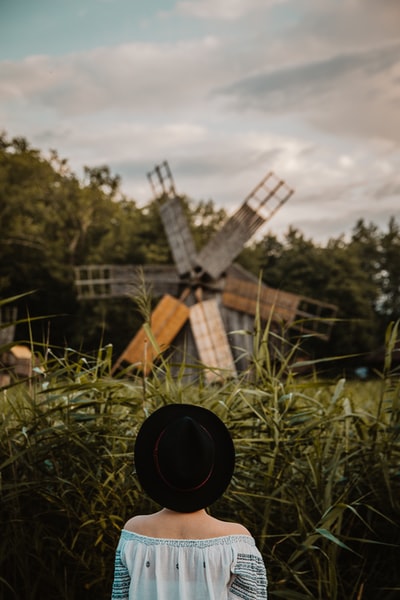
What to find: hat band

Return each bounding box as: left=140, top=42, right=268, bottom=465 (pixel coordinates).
left=153, top=426, right=215, bottom=493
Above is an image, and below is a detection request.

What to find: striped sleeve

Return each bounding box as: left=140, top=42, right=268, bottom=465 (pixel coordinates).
left=111, top=539, right=131, bottom=600
left=230, top=551, right=268, bottom=600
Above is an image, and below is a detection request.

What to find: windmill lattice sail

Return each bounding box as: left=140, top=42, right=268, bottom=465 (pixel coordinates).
left=74, top=265, right=181, bottom=300
left=195, top=171, right=294, bottom=280
left=189, top=298, right=237, bottom=383
left=148, top=161, right=197, bottom=277
left=112, top=294, right=189, bottom=375
left=223, top=277, right=338, bottom=340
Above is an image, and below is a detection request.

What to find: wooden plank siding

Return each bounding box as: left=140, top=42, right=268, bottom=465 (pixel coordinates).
left=220, top=304, right=255, bottom=372
left=189, top=298, right=237, bottom=382
left=112, top=294, right=189, bottom=374
left=0, top=306, right=17, bottom=345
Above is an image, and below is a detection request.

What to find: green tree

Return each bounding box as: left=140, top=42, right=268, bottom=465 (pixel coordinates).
left=0, top=135, right=136, bottom=350
left=253, top=227, right=380, bottom=361
left=0, top=135, right=79, bottom=346
left=190, top=198, right=227, bottom=251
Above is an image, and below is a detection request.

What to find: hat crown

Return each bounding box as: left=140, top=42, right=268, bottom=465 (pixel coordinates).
left=156, top=416, right=215, bottom=491
left=134, top=404, right=235, bottom=512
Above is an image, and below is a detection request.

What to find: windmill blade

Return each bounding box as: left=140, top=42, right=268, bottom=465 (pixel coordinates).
left=195, top=171, right=294, bottom=280
left=222, top=276, right=337, bottom=341
left=189, top=296, right=237, bottom=383
left=112, top=294, right=190, bottom=375
left=74, top=264, right=182, bottom=300
left=148, top=161, right=197, bottom=277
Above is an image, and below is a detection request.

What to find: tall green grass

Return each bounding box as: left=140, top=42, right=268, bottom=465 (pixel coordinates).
left=0, top=321, right=399, bottom=599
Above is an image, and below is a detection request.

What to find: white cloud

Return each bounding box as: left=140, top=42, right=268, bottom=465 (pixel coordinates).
left=217, top=41, right=400, bottom=143
left=0, top=37, right=234, bottom=117
left=1, top=0, right=399, bottom=245
left=338, top=156, right=354, bottom=169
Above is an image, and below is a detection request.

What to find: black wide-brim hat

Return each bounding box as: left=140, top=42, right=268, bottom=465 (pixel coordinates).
left=134, top=404, right=235, bottom=513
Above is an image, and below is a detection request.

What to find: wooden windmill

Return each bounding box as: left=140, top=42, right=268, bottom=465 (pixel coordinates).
left=74, top=161, right=337, bottom=382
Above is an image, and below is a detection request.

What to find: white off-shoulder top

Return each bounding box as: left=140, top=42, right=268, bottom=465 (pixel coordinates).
left=111, top=530, right=268, bottom=599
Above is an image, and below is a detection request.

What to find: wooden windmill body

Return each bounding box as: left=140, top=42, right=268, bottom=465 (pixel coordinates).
left=75, top=162, right=337, bottom=381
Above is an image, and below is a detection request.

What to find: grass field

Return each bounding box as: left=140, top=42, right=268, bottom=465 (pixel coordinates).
left=1, top=322, right=399, bottom=599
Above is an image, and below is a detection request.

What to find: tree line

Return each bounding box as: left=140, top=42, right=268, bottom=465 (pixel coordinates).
left=1, top=132, right=399, bottom=374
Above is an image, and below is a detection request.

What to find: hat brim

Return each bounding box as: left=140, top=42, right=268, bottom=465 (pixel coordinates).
left=134, top=404, right=235, bottom=513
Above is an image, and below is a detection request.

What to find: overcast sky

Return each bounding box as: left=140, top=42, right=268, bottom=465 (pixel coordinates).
left=1, top=0, right=399, bottom=244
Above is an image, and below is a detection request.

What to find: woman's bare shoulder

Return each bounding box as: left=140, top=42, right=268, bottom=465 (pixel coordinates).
left=123, top=513, right=156, bottom=534
left=123, top=510, right=253, bottom=539
left=210, top=516, right=252, bottom=537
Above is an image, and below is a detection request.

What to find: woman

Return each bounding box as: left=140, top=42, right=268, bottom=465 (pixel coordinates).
left=111, top=403, right=268, bottom=599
